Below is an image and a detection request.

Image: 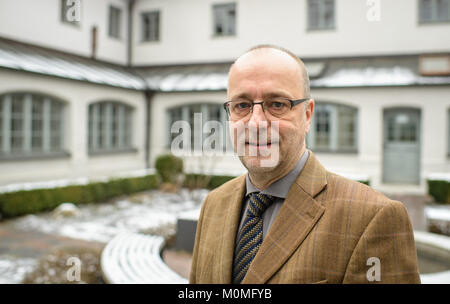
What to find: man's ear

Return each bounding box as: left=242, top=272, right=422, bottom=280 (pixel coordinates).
left=305, top=99, right=314, bottom=133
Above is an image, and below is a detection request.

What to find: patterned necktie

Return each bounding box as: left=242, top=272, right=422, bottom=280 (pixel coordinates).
left=232, top=192, right=275, bottom=284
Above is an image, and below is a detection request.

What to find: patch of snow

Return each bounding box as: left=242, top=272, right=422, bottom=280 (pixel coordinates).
left=0, top=255, right=38, bottom=284
left=427, top=173, right=450, bottom=182
left=425, top=206, right=450, bottom=222
left=11, top=189, right=208, bottom=244
left=311, top=66, right=417, bottom=87
left=421, top=270, right=450, bottom=284
left=178, top=207, right=202, bottom=221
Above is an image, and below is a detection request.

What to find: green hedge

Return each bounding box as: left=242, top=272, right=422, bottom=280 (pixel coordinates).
left=184, top=174, right=236, bottom=190
left=155, top=154, right=183, bottom=184
left=428, top=179, right=450, bottom=204
left=0, top=175, right=158, bottom=219
left=359, top=180, right=370, bottom=186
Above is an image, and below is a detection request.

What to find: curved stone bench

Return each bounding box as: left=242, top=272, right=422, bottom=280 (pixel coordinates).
left=101, top=232, right=188, bottom=284
left=415, top=230, right=450, bottom=284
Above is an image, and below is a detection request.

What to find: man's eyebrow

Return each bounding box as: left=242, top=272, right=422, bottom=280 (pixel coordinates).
left=262, top=92, right=292, bottom=99
left=230, top=91, right=292, bottom=101
left=230, top=93, right=252, bottom=101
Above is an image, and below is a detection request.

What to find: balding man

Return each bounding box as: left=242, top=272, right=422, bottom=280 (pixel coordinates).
left=189, top=45, right=420, bottom=284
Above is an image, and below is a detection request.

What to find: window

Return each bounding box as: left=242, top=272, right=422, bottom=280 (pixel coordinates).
left=142, top=11, right=160, bottom=41
left=109, top=5, right=122, bottom=38
left=61, top=0, right=81, bottom=25
left=419, top=0, right=450, bottom=23
left=0, top=93, right=66, bottom=157
left=448, top=109, right=450, bottom=156
left=387, top=113, right=417, bottom=142
left=88, top=102, right=133, bottom=153
left=213, top=3, right=236, bottom=36
left=167, top=103, right=227, bottom=151
left=307, top=0, right=335, bottom=30
left=307, top=103, right=358, bottom=152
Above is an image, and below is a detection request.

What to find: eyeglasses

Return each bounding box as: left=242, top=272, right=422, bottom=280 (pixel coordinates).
left=223, top=97, right=310, bottom=119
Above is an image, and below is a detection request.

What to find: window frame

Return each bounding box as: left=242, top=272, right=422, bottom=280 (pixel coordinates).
left=448, top=109, right=450, bottom=157
left=418, top=0, right=450, bottom=24
left=307, top=0, right=336, bottom=31
left=212, top=2, right=237, bottom=37
left=88, top=101, right=135, bottom=155
left=166, top=103, right=228, bottom=151
left=0, top=93, right=68, bottom=160
left=307, top=102, right=358, bottom=154
left=108, top=5, right=122, bottom=39
left=141, top=10, right=161, bottom=42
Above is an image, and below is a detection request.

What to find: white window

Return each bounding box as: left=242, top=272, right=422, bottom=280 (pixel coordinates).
left=142, top=11, right=160, bottom=41
left=109, top=5, right=122, bottom=38
left=167, top=103, right=227, bottom=150
left=88, top=102, right=133, bottom=153
left=0, top=93, right=66, bottom=158
left=308, top=0, right=335, bottom=30
left=61, top=0, right=81, bottom=25
left=419, top=0, right=450, bottom=23
left=213, top=3, right=236, bottom=36
left=307, top=103, right=358, bottom=153
left=448, top=109, right=450, bottom=156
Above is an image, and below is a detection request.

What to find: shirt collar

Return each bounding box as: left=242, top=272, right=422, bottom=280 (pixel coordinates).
left=245, top=149, right=309, bottom=199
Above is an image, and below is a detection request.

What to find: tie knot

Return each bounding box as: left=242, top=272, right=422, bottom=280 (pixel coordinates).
left=248, top=192, right=275, bottom=218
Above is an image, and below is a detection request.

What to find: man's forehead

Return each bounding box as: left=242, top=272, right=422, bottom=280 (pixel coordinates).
left=231, top=47, right=301, bottom=72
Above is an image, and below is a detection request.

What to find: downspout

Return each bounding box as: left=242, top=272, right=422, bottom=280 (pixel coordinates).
left=144, top=90, right=154, bottom=169
left=128, top=0, right=152, bottom=169
left=127, top=0, right=135, bottom=67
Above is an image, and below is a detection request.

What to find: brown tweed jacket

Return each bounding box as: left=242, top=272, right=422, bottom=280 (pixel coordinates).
left=189, top=150, right=421, bottom=284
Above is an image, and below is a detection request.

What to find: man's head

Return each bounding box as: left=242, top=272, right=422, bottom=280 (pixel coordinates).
left=227, top=45, right=314, bottom=176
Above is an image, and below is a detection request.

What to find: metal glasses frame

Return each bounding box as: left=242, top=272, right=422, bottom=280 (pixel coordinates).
left=223, top=97, right=310, bottom=117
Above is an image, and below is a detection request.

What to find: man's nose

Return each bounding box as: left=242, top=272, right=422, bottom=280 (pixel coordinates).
left=248, top=103, right=267, bottom=124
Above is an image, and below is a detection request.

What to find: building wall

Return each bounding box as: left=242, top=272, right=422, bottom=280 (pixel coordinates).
left=150, top=86, right=450, bottom=193
left=133, top=0, right=450, bottom=65
left=0, top=69, right=146, bottom=186
left=0, top=0, right=128, bottom=65
left=312, top=86, right=450, bottom=193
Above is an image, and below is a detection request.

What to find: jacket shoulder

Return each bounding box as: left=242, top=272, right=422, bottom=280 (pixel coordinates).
left=324, top=171, right=405, bottom=214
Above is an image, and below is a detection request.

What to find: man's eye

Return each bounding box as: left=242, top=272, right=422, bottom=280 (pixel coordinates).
left=271, top=102, right=285, bottom=109
left=236, top=102, right=250, bottom=109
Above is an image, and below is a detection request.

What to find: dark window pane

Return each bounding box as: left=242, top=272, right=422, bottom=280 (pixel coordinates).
left=142, top=11, right=160, bottom=41
left=109, top=6, right=121, bottom=38
left=437, top=0, right=450, bottom=21
left=213, top=3, right=236, bottom=36
left=420, top=0, right=433, bottom=22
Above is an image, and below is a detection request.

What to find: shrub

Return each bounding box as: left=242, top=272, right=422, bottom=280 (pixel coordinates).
left=155, top=154, right=183, bottom=184
left=428, top=179, right=450, bottom=204
left=184, top=174, right=236, bottom=190
left=0, top=174, right=158, bottom=219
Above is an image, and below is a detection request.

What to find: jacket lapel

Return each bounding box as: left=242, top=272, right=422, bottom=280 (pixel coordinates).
left=215, top=174, right=246, bottom=283
left=242, top=150, right=327, bottom=284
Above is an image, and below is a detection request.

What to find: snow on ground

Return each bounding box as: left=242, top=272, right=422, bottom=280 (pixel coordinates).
left=0, top=188, right=207, bottom=283
left=10, top=188, right=208, bottom=243
left=425, top=205, right=450, bottom=222
left=0, top=255, right=38, bottom=284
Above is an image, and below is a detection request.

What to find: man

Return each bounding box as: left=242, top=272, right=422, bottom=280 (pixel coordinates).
left=190, top=45, right=420, bottom=284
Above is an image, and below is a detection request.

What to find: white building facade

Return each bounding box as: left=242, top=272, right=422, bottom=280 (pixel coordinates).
left=0, top=0, right=449, bottom=193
